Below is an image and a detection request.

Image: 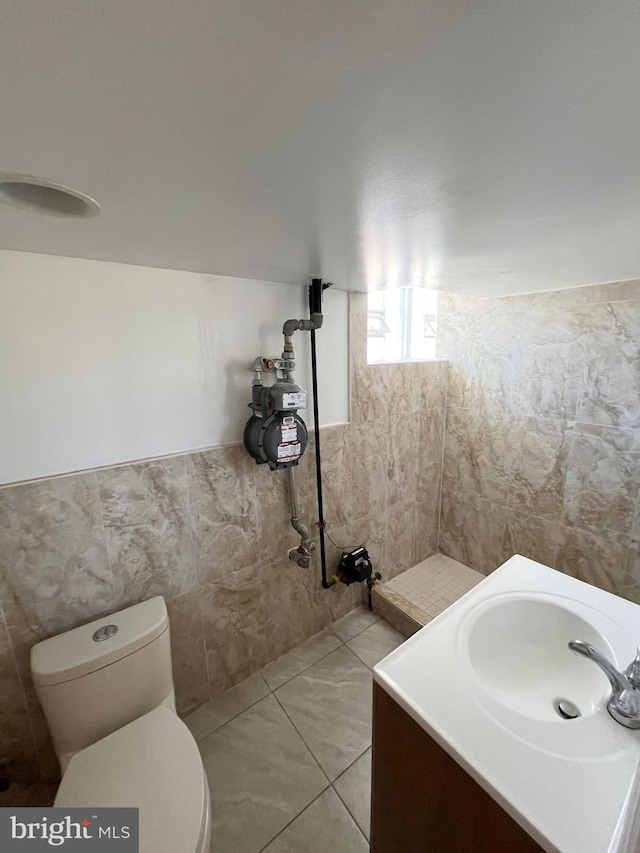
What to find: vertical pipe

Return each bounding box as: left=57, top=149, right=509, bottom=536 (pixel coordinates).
left=287, top=465, right=299, bottom=518
left=310, top=324, right=332, bottom=588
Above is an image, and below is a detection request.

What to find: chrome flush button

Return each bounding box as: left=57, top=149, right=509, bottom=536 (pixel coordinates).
left=93, top=624, right=118, bottom=642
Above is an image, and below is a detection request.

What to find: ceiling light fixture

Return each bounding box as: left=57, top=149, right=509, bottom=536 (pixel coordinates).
left=0, top=174, right=100, bottom=217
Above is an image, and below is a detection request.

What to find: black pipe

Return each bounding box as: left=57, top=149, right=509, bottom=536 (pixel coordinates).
left=309, top=278, right=333, bottom=588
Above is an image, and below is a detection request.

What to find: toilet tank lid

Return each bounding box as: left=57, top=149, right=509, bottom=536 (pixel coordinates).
left=31, top=597, right=169, bottom=687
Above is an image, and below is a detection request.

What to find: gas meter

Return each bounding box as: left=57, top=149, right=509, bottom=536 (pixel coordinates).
left=243, top=371, right=308, bottom=470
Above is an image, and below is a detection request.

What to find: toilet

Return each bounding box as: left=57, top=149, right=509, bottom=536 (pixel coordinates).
left=30, top=597, right=211, bottom=853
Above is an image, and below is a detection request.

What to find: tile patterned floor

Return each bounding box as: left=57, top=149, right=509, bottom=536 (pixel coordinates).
left=185, top=606, right=405, bottom=853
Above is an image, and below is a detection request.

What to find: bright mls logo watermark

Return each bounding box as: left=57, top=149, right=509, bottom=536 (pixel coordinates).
left=0, top=808, right=138, bottom=850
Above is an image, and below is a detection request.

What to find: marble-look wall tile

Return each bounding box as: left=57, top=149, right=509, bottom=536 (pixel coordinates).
left=319, top=425, right=351, bottom=527
left=632, top=495, right=640, bottom=542
left=442, top=407, right=509, bottom=505
left=502, top=509, right=564, bottom=569
left=347, top=419, right=388, bottom=521
left=199, top=564, right=267, bottom=697
left=575, top=301, right=640, bottom=429
left=0, top=604, right=37, bottom=780
left=0, top=598, right=59, bottom=782
left=387, top=410, right=421, bottom=506
left=415, top=408, right=443, bottom=563
left=418, top=360, right=449, bottom=411
left=508, top=417, right=573, bottom=519
left=414, top=509, right=439, bottom=565
left=573, top=279, right=640, bottom=306
left=384, top=499, right=417, bottom=580
left=436, top=292, right=481, bottom=409
left=387, top=363, right=428, bottom=416
left=0, top=474, right=114, bottom=629
left=491, top=279, right=640, bottom=310
left=439, top=281, right=640, bottom=604
left=563, top=424, right=640, bottom=536
left=419, top=407, right=446, bottom=472
left=0, top=470, right=117, bottom=779
left=438, top=491, right=509, bottom=575
left=362, top=511, right=387, bottom=582
left=556, top=527, right=636, bottom=601
left=348, top=292, right=368, bottom=376
left=97, top=457, right=197, bottom=605
left=186, top=445, right=260, bottom=584
left=622, top=543, right=640, bottom=604
left=260, top=555, right=321, bottom=663
left=474, top=306, right=583, bottom=421
left=165, top=590, right=210, bottom=716
left=349, top=292, right=393, bottom=424
left=350, top=362, right=393, bottom=423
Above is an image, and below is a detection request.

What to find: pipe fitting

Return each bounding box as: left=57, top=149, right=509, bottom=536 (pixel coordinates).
left=282, top=318, right=303, bottom=336
left=286, top=467, right=315, bottom=567
left=282, top=313, right=323, bottom=337
left=290, top=515, right=314, bottom=544
left=288, top=544, right=313, bottom=568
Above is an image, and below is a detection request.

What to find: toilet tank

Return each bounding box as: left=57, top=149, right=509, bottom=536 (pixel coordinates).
left=31, top=597, right=175, bottom=773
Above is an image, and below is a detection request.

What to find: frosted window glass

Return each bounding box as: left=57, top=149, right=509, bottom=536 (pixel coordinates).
left=367, top=287, right=438, bottom=364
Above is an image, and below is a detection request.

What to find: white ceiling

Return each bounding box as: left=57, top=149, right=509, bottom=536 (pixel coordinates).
left=2, top=0, right=640, bottom=296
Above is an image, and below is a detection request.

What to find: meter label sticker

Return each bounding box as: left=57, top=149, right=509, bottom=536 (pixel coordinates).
left=282, top=391, right=307, bottom=409
left=277, top=441, right=301, bottom=460
left=281, top=423, right=298, bottom=443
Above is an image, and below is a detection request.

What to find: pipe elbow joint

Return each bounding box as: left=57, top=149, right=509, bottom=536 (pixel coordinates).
left=282, top=314, right=323, bottom=336
left=282, top=318, right=302, bottom=336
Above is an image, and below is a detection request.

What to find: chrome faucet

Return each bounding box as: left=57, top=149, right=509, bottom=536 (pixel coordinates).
left=568, top=640, right=640, bottom=729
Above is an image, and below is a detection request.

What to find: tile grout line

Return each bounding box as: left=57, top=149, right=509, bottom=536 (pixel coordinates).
left=263, top=610, right=379, bottom=688
left=198, top=612, right=379, bottom=850
left=192, top=611, right=381, bottom=742
left=191, top=677, right=274, bottom=744
left=194, top=639, right=343, bottom=739
left=254, top=786, right=331, bottom=853
left=271, top=689, right=333, bottom=786
left=199, top=692, right=335, bottom=852
left=330, top=782, right=370, bottom=846
left=327, top=617, right=381, bottom=645
left=333, top=743, right=372, bottom=781
left=251, top=730, right=372, bottom=851
left=270, top=645, right=374, bottom=788
left=262, top=633, right=349, bottom=691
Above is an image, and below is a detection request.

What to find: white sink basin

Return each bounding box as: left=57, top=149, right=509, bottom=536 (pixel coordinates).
left=464, top=595, right=613, bottom=722
left=373, top=556, right=640, bottom=853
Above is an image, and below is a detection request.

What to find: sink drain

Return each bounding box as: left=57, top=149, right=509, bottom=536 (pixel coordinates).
left=553, top=699, right=581, bottom=720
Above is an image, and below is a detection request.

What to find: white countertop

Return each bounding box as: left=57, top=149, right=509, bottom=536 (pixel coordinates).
left=373, top=555, right=640, bottom=853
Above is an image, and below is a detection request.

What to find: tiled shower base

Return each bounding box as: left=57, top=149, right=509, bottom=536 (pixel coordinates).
left=371, top=552, right=484, bottom=636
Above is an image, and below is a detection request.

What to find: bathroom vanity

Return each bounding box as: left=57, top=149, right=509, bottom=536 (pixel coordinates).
left=371, top=555, right=640, bottom=853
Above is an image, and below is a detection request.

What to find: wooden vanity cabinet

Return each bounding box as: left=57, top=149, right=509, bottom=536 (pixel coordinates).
left=370, top=682, right=544, bottom=853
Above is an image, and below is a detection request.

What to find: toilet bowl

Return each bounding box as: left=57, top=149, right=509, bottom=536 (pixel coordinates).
left=30, top=597, right=211, bottom=853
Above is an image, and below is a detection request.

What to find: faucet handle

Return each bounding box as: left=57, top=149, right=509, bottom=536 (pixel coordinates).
left=569, top=639, right=640, bottom=729
left=624, top=646, right=640, bottom=689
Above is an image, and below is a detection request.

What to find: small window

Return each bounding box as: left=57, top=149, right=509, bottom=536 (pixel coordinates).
left=367, top=287, right=438, bottom=364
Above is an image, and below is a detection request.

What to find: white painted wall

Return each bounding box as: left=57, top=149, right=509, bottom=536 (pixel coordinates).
left=0, top=251, right=349, bottom=484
